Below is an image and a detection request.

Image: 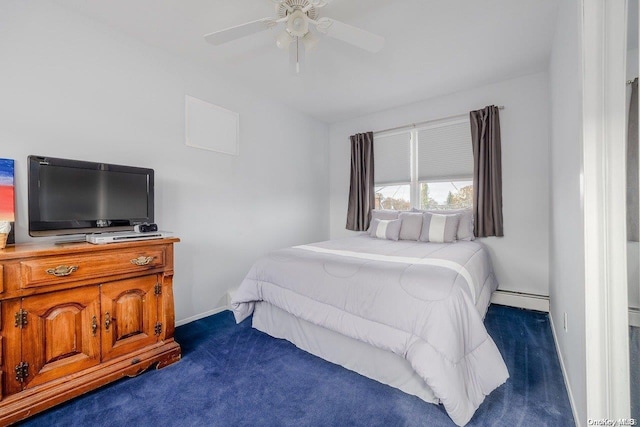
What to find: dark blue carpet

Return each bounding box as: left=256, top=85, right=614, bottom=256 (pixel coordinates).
left=19, top=305, right=574, bottom=427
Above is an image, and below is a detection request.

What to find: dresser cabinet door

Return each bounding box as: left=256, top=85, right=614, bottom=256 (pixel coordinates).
left=21, top=287, right=101, bottom=389
left=101, top=275, right=159, bottom=362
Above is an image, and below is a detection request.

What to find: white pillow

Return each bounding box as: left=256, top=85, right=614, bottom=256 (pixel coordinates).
left=370, top=209, right=399, bottom=220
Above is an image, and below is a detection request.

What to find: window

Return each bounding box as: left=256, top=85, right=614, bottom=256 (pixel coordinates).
left=375, top=184, right=411, bottom=210
left=419, top=180, right=473, bottom=210
left=373, top=131, right=411, bottom=210
left=374, top=118, right=473, bottom=210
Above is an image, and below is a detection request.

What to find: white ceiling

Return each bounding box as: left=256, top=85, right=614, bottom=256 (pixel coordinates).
left=54, top=0, right=559, bottom=123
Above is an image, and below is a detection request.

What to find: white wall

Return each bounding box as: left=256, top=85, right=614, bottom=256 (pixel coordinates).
left=628, top=49, right=639, bottom=79
left=549, top=0, right=586, bottom=424
left=0, top=0, right=330, bottom=323
left=329, top=72, right=551, bottom=296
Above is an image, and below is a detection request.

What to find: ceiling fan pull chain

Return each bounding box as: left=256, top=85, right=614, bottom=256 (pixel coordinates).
left=296, top=37, right=301, bottom=74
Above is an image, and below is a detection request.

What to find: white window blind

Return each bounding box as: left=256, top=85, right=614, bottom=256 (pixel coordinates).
left=417, top=120, right=473, bottom=181
left=374, top=132, right=411, bottom=184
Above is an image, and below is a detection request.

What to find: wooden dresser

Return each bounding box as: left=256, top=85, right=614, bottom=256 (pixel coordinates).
left=0, top=238, right=181, bottom=425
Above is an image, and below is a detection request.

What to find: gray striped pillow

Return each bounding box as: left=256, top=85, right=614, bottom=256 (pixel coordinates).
left=419, top=213, right=461, bottom=243
left=412, top=208, right=474, bottom=241
left=367, top=209, right=400, bottom=232
left=369, top=218, right=402, bottom=241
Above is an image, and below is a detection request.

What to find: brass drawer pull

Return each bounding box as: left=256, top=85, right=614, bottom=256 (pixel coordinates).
left=45, top=265, right=78, bottom=277
left=104, top=312, right=114, bottom=331
left=91, top=315, right=98, bottom=336
left=130, top=256, right=154, bottom=266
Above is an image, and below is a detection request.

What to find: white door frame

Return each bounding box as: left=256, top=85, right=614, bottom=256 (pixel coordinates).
left=582, top=0, right=631, bottom=419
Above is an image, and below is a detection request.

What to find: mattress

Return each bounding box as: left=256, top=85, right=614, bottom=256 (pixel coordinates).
left=232, top=235, right=508, bottom=426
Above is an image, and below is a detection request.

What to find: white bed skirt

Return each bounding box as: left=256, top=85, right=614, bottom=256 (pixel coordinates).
left=252, top=301, right=439, bottom=404
left=251, top=276, right=495, bottom=407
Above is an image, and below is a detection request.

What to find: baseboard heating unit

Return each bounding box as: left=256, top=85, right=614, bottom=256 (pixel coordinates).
left=490, top=290, right=550, bottom=312
left=86, top=231, right=172, bottom=244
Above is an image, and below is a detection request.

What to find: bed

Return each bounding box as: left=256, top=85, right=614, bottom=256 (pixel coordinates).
left=231, top=234, right=509, bottom=426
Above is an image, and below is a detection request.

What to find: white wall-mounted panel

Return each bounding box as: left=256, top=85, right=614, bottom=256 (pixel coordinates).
left=185, top=95, right=239, bottom=156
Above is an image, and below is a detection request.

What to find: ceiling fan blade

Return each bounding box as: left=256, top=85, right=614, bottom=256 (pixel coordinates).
left=314, top=18, right=384, bottom=53
left=308, top=0, right=334, bottom=7
left=204, top=18, right=276, bottom=46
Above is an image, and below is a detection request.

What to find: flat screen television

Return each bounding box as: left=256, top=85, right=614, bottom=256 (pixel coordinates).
left=28, top=155, right=154, bottom=237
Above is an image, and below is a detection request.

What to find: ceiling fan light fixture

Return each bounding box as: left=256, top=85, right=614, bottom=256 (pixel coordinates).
left=276, top=30, right=294, bottom=49
left=286, top=10, right=309, bottom=37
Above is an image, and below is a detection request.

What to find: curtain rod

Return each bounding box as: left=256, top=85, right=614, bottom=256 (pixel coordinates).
left=373, top=106, right=505, bottom=135
left=628, top=77, right=638, bottom=85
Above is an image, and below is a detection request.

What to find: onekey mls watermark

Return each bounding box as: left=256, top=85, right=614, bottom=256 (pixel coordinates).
left=588, top=419, right=637, bottom=426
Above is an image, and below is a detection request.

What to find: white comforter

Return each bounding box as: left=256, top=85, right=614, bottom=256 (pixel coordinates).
left=231, top=235, right=509, bottom=426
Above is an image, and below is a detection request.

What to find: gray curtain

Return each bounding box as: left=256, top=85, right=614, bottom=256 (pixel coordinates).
left=628, top=78, right=639, bottom=242
left=470, top=106, right=504, bottom=237
left=346, top=132, right=375, bottom=231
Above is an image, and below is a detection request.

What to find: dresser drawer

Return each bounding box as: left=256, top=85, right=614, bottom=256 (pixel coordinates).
left=20, top=247, right=166, bottom=288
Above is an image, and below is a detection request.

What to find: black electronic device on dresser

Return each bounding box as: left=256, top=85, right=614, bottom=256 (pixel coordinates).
left=28, top=155, right=154, bottom=237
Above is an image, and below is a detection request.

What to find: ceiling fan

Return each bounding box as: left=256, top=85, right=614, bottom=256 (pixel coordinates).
left=204, top=0, right=385, bottom=73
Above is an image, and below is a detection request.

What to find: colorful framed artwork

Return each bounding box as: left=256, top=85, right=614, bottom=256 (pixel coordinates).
left=0, top=159, right=15, bottom=245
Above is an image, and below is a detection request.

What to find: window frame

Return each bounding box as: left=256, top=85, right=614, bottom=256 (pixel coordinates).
left=374, top=117, right=474, bottom=210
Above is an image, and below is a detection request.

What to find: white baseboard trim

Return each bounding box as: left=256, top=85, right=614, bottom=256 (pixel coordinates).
left=549, top=313, right=581, bottom=427
left=176, top=306, right=229, bottom=327
left=227, top=287, right=238, bottom=307
left=490, top=290, right=550, bottom=312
